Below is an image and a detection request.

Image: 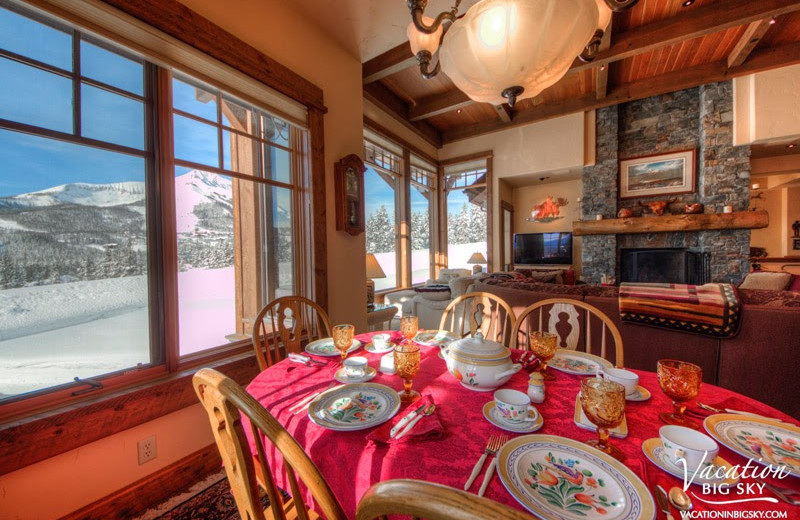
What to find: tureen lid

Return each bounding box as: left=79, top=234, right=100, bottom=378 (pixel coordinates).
left=448, top=331, right=509, bottom=361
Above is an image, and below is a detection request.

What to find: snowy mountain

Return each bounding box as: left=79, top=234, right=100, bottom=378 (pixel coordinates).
left=0, top=181, right=146, bottom=208
left=174, top=170, right=233, bottom=234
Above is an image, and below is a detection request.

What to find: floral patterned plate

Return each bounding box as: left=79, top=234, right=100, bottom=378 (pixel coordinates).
left=549, top=349, right=613, bottom=376
left=304, top=337, right=361, bottom=357
left=413, top=330, right=459, bottom=347
left=308, top=383, right=400, bottom=431
left=704, top=414, right=800, bottom=478
left=497, top=435, right=656, bottom=520
left=641, top=438, right=739, bottom=487
left=483, top=401, right=543, bottom=433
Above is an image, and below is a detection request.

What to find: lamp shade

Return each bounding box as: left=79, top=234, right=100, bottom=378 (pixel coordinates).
left=407, top=16, right=444, bottom=56
left=467, top=252, right=488, bottom=265
left=366, top=253, right=387, bottom=279
left=438, top=0, right=599, bottom=105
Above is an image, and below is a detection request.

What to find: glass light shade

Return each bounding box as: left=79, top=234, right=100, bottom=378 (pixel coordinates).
left=596, top=0, right=612, bottom=31
left=407, top=16, right=443, bottom=56
left=438, top=0, right=600, bottom=105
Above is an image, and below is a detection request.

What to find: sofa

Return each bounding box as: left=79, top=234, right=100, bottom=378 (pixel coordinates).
left=474, top=277, right=800, bottom=419
left=383, top=269, right=487, bottom=330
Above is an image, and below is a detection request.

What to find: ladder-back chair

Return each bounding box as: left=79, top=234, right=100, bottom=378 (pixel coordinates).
left=252, top=296, right=332, bottom=370
left=193, top=368, right=346, bottom=520
left=511, top=298, right=624, bottom=367
left=356, top=479, right=536, bottom=520
left=439, top=292, right=516, bottom=347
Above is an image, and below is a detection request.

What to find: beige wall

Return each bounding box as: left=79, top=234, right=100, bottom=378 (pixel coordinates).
left=734, top=64, right=800, bottom=145
left=0, top=1, right=366, bottom=518
left=363, top=99, right=438, bottom=160
left=512, top=179, right=583, bottom=274
left=750, top=155, right=800, bottom=258
left=438, top=113, right=586, bottom=271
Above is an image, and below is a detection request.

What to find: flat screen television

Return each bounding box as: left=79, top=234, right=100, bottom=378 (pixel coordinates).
left=513, top=232, right=573, bottom=265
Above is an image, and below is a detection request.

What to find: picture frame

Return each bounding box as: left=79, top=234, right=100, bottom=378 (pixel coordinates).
left=334, top=154, right=366, bottom=236
left=619, top=149, right=696, bottom=199
left=793, top=238, right=800, bottom=251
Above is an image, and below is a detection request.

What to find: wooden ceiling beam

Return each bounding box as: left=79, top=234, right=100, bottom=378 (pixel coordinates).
left=595, top=21, right=613, bottom=100
left=405, top=0, right=800, bottom=121
left=494, top=104, right=513, bottom=123
left=727, top=19, right=774, bottom=68
left=441, top=41, right=800, bottom=143
left=362, top=42, right=416, bottom=84
left=363, top=82, right=442, bottom=148
left=409, top=89, right=472, bottom=121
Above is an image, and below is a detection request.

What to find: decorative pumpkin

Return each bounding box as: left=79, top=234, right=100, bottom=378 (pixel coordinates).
left=639, top=198, right=676, bottom=216
left=684, top=203, right=704, bottom=214
left=617, top=208, right=633, bottom=218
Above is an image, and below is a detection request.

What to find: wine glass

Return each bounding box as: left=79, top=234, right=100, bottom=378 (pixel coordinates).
left=580, top=377, right=627, bottom=461
left=394, top=343, right=421, bottom=404
left=530, top=331, right=558, bottom=381
left=400, top=315, right=419, bottom=345
left=332, top=324, right=355, bottom=366
left=657, top=359, right=702, bottom=429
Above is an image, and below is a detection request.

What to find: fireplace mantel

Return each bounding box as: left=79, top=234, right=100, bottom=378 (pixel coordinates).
left=573, top=210, right=768, bottom=236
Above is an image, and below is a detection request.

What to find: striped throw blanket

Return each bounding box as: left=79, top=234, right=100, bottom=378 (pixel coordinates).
left=619, top=282, right=741, bottom=337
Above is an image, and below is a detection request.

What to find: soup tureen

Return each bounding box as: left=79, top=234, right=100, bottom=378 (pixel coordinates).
left=442, top=332, right=522, bottom=391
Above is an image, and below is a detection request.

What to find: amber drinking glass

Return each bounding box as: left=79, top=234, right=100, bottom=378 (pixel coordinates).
left=657, top=359, right=702, bottom=429
left=580, top=377, right=627, bottom=461
left=400, top=315, right=419, bottom=345
left=530, top=331, right=558, bottom=381
left=332, top=324, right=355, bottom=366
left=394, top=343, right=421, bottom=404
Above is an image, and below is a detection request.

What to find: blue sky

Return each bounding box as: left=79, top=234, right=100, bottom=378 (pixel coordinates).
left=364, top=166, right=472, bottom=219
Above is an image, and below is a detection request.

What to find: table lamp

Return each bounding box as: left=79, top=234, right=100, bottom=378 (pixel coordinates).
left=467, top=252, right=487, bottom=274
left=366, top=253, right=386, bottom=308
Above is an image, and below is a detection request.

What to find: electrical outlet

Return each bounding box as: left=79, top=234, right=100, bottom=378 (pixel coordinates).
left=138, top=435, right=157, bottom=465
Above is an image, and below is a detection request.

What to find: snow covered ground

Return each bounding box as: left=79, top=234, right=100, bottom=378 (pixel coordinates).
left=373, top=241, right=488, bottom=290
left=0, top=267, right=235, bottom=397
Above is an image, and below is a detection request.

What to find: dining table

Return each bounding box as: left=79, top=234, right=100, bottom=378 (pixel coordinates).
left=245, top=330, right=800, bottom=519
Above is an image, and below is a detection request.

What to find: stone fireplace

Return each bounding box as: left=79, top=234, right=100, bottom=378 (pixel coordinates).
left=581, top=81, right=751, bottom=284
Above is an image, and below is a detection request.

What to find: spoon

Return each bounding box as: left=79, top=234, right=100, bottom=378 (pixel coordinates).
left=669, top=486, right=693, bottom=512
left=396, top=404, right=436, bottom=439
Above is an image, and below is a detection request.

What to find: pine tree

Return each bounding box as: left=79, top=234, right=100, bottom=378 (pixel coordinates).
left=365, top=205, right=395, bottom=253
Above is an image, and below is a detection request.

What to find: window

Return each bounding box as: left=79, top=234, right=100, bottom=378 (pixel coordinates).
left=443, top=163, right=489, bottom=270
left=0, top=2, right=312, bottom=407
left=410, top=161, right=436, bottom=284
left=364, top=139, right=400, bottom=290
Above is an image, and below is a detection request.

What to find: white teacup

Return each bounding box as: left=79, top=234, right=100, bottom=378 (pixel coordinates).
left=598, top=367, right=640, bottom=396
left=494, top=389, right=539, bottom=424
left=660, top=425, right=719, bottom=472
left=372, top=333, right=391, bottom=349
left=343, top=356, right=368, bottom=379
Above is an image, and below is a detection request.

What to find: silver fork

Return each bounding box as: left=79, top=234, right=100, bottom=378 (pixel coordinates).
left=756, top=479, right=800, bottom=505
left=478, top=433, right=508, bottom=497
left=465, top=435, right=501, bottom=491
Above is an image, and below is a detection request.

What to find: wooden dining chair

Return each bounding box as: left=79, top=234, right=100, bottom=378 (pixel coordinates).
left=252, top=295, right=332, bottom=370
left=510, top=298, right=624, bottom=367
left=193, top=368, right=347, bottom=520
left=356, top=479, right=536, bottom=520
left=439, top=291, right=516, bottom=347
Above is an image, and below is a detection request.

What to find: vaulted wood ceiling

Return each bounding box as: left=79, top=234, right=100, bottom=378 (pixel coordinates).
left=362, top=0, right=800, bottom=148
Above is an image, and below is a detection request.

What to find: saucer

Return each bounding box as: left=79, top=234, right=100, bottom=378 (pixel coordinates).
left=482, top=401, right=543, bottom=433
left=334, top=366, right=377, bottom=384
left=626, top=385, right=651, bottom=402
left=641, top=438, right=739, bottom=487
left=365, top=341, right=395, bottom=354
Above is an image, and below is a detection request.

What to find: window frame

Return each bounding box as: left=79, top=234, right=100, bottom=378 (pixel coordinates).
left=0, top=0, right=326, bottom=437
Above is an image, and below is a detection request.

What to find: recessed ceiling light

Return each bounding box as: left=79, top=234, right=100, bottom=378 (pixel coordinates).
left=681, top=0, right=695, bottom=6
left=769, top=17, right=777, bottom=25
left=457, top=109, right=462, bottom=114
left=600, top=65, right=606, bottom=71
left=788, top=143, right=797, bottom=149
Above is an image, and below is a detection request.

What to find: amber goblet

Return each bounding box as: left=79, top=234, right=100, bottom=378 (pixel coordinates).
left=530, top=331, right=558, bottom=381
left=657, top=359, right=702, bottom=429
left=400, top=315, right=419, bottom=345
left=394, top=343, right=421, bottom=404
left=580, top=377, right=627, bottom=461
left=332, top=324, right=355, bottom=366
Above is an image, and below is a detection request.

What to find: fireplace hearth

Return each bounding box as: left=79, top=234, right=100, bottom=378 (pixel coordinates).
left=620, top=248, right=710, bottom=284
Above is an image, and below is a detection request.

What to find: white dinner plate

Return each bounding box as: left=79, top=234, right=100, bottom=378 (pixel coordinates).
left=304, top=337, right=361, bottom=357
left=307, top=383, right=400, bottom=431
left=704, top=414, right=800, bottom=478
left=497, top=434, right=655, bottom=520
left=641, top=438, right=739, bottom=487
left=549, top=349, right=613, bottom=376
left=413, top=330, right=459, bottom=347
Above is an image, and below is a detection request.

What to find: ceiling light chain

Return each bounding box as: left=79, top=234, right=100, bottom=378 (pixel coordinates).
left=406, top=0, right=638, bottom=108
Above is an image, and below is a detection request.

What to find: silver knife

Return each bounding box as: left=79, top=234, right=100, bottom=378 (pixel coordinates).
left=655, top=485, right=674, bottom=520
left=389, top=403, right=427, bottom=438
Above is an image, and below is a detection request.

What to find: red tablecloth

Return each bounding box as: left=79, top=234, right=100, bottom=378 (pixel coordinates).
left=245, top=330, right=800, bottom=519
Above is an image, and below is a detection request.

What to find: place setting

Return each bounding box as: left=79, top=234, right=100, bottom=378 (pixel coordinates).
left=482, top=389, right=543, bottom=433
left=364, top=332, right=396, bottom=354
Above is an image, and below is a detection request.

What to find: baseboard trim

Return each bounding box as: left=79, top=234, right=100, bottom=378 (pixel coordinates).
left=59, top=444, right=221, bottom=520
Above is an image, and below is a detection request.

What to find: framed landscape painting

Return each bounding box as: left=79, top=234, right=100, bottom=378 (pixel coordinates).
left=619, top=149, right=696, bottom=199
